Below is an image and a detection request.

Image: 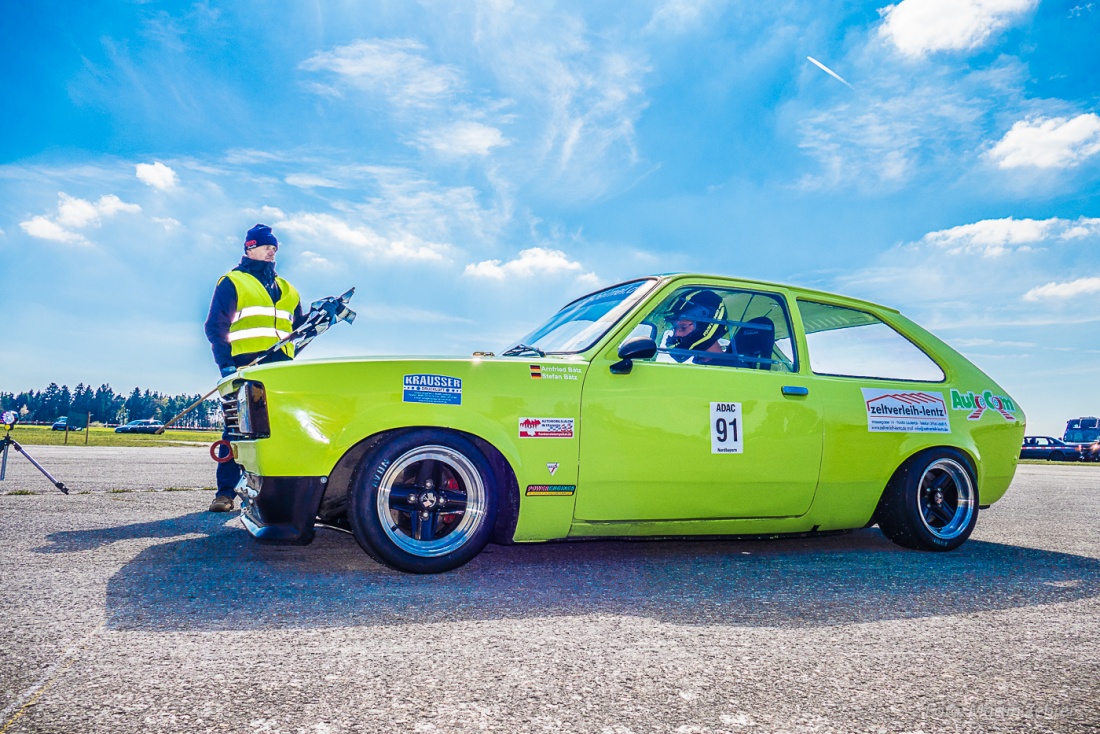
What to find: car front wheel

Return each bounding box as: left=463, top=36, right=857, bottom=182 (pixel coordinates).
left=348, top=430, right=498, bottom=573
left=875, top=448, right=978, bottom=552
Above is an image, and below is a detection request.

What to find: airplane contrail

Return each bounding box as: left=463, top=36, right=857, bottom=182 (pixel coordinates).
left=807, top=56, right=853, bottom=89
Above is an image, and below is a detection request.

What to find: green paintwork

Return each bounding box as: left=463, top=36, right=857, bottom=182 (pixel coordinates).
left=224, top=274, right=1025, bottom=542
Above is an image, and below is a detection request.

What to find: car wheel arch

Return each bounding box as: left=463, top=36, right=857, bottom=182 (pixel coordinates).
left=874, top=444, right=979, bottom=514
left=318, top=426, right=520, bottom=544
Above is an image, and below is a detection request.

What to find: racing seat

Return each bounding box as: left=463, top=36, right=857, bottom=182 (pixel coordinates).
left=731, top=316, right=775, bottom=370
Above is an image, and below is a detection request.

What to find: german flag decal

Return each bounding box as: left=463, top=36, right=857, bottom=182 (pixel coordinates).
left=530, top=365, right=542, bottom=379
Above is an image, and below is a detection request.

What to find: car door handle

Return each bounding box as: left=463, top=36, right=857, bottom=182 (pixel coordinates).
left=782, top=386, right=809, bottom=396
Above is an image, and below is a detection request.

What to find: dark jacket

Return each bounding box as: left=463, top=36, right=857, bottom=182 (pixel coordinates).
left=204, top=257, right=306, bottom=371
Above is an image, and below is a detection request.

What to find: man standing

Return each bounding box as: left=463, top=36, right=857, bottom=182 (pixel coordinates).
left=204, top=224, right=304, bottom=512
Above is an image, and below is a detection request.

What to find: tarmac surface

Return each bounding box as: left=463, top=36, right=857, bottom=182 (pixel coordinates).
left=0, top=448, right=1098, bottom=733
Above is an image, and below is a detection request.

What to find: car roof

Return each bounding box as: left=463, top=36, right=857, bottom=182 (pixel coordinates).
left=581, top=274, right=900, bottom=314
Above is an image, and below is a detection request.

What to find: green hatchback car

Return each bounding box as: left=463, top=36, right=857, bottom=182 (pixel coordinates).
left=221, top=274, right=1024, bottom=573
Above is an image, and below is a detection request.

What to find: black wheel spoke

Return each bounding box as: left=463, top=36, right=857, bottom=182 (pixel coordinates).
left=409, top=507, right=422, bottom=539
left=439, top=489, right=467, bottom=510
left=929, top=502, right=955, bottom=526
left=415, top=459, right=434, bottom=488
left=388, top=491, right=416, bottom=513
left=420, top=511, right=436, bottom=541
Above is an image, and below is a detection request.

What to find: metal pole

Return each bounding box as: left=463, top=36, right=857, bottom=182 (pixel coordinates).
left=1, top=439, right=8, bottom=480
left=85, top=411, right=90, bottom=445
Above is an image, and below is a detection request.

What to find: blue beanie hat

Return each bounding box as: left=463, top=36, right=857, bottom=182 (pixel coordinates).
left=244, top=224, right=278, bottom=250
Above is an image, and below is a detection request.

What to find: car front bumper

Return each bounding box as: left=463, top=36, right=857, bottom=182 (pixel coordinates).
left=234, top=472, right=327, bottom=545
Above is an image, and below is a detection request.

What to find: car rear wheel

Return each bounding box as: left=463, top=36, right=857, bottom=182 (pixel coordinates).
left=875, top=448, right=978, bottom=552
left=1049, top=451, right=1064, bottom=462
left=348, top=429, right=498, bottom=573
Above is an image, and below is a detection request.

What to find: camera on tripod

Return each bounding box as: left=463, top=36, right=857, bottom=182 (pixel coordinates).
left=1, top=410, right=70, bottom=494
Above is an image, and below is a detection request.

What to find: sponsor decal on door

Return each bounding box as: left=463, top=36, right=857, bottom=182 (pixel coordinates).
left=862, top=389, right=950, bottom=433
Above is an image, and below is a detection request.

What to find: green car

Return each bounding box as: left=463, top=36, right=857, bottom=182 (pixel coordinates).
left=222, top=274, right=1024, bottom=573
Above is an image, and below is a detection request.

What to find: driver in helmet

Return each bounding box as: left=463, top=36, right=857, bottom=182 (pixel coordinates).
left=663, top=289, right=735, bottom=365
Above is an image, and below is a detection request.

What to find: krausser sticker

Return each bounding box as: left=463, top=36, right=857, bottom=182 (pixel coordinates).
left=862, top=389, right=950, bottom=433
left=519, top=417, right=574, bottom=438
left=525, top=484, right=576, bottom=496
left=403, top=374, right=462, bottom=405
left=950, top=389, right=1018, bottom=421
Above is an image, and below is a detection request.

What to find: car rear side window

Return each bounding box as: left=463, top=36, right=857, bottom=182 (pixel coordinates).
left=798, top=300, right=945, bottom=382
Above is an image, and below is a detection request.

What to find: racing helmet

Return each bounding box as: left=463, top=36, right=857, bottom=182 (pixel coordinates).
left=666, top=289, right=727, bottom=359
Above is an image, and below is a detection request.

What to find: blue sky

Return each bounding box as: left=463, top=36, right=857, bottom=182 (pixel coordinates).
left=2, top=0, right=1098, bottom=434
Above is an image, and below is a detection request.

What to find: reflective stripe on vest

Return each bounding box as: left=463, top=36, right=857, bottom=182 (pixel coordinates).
left=224, top=270, right=301, bottom=359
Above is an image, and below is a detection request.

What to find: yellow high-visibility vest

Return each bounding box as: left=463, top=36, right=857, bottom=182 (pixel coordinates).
left=224, top=270, right=301, bottom=359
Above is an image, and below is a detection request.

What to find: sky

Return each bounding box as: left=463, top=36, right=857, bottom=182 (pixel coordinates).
left=1, top=0, right=1098, bottom=435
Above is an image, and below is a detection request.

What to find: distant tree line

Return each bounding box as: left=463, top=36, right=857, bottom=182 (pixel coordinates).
left=0, top=383, right=222, bottom=429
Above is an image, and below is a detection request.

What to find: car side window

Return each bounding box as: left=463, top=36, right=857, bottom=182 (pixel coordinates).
left=629, top=286, right=797, bottom=372
left=798, top=300, right=945, bottom=382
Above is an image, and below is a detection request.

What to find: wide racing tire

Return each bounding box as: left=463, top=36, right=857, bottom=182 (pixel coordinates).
left=875, top=448, right=979, bottom=552
left=348, top=429, right=499, bottom=573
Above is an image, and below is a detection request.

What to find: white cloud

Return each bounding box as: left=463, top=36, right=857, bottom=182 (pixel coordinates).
left=135, top=161, right=179, bottom=190
left=19, top=192, right=141, bottom=245
left=285, top=174, right=341, bottom=188
left=919, top=216, right=1100, bottom=257
left=20, top=216, right=87, bottom=245
left=300, top=39, right=463, bottom=108
left=299, top=249, right=332, bottom=268
left=152, top=217, right=181, bottom=230
left=1024, top=277, right=1100, bottom=302
left=644, top=0, right=721, bottom=34
left=417, top=121, right=509, bottom=158
left=878, top=0, right=1036, bottom=58
left=464, top=246, right=595, bottom=282
left=986, top=114, right=1100, bottom=169
left=276, top=212, right=451, bottom=262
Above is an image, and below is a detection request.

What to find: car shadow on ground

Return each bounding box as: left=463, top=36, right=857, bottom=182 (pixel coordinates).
left=37, top=511, right=1100, bottom=631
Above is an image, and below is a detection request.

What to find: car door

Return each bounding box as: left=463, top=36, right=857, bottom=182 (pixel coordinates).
left=574, top=283, right=823, bottom=521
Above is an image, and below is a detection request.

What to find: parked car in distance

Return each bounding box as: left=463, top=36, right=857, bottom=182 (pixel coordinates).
left=115, top=419, right=164, bottom=434
left=50, top=417, right=69, bottom=431
left=1020, top=436, right=1082, bottom=462
left=1084, top=439, right=1100, bottom=462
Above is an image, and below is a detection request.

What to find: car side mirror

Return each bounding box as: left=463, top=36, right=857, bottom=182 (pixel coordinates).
left=611, top=336, right=657, bottom=375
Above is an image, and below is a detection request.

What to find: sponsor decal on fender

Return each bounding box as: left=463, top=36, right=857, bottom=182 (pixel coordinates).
left=519, top=417, right=575, bottom=438
left=861, top=389, right=950, bottom=433
left=529, top=364, right=582, bottom=381
left=546, top=462, right=560, bottom=476
left=402, top=374, right=462, bottom=405
left=525, top=484, right=576, bottom=496
left=950, top=389, right=1018, bottom=421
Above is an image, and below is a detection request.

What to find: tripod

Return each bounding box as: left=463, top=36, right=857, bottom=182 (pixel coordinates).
left=0, top=426, right=69, bottom=494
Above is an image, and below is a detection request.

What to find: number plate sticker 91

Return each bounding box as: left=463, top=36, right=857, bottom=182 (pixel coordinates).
left=711, top=402, right=742, bottom=454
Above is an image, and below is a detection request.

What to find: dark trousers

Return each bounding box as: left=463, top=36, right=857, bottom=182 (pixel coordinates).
left=215, top=427, right=242, bottom=498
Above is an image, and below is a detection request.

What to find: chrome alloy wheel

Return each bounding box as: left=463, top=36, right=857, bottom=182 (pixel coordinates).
left=916, top=458, right=975, bottom=541
left=375, top=445, right=487, bottom=558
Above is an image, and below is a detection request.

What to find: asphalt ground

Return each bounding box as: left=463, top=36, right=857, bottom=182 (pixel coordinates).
left=0, top=449, right=1097, bottom=734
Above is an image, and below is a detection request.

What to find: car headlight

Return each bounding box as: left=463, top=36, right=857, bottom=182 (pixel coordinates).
left=235, top=381, right=270, bottom=438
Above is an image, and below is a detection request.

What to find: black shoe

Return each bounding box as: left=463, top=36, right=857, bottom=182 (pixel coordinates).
left=208, top=495, right=235, bottom=512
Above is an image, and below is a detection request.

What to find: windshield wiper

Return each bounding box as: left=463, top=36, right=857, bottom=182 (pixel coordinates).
left=502, top=343, right=546, bottom=357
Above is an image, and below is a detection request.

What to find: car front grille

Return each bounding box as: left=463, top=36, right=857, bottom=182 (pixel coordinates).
left=221, top=395, right=243, bottom=438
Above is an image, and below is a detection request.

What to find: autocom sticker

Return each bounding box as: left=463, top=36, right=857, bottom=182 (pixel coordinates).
left=525, top=484, right=576, bottom=496
left=711, top=402, right=743, bottom=454
left=862, top=389, right=950, bottom=433
left=519, top=417, right=574, bottom=438
left=950, top=389, right=1018, bottom=421
left=402, top=374, right=462, bottom=405
left=546, top=462, right=560, bottom=475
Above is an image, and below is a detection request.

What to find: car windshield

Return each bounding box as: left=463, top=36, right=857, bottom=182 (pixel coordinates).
left=1065, top=428, right=1100, bottom=443
left=507, top=279, right=657, bottom=354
